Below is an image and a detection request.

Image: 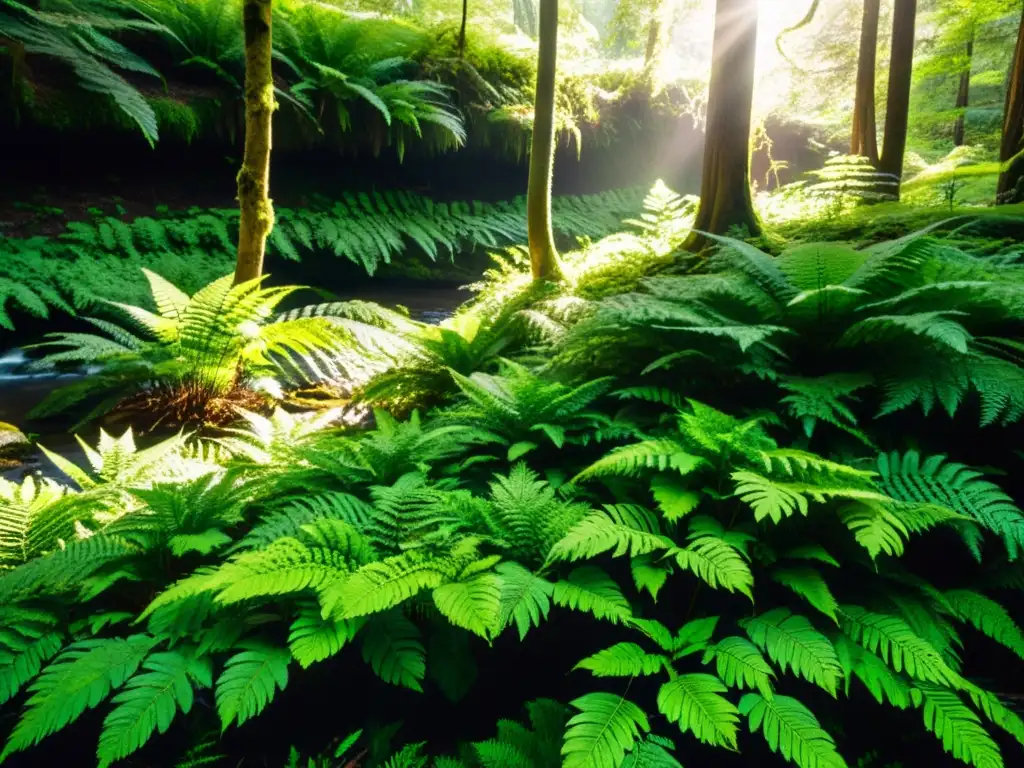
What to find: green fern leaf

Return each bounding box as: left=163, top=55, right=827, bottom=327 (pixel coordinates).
left=840, top=606, right=964, bottom=688
left=331, top=550, right=450, bottom=619
left=562, top=692, right=650, bottom=768
left=495, top=562, right=554, bottom=640
left=631, top=553, right=671, bottom=602
left=552, top=566, right=632, bottom=624
left=702, top=637, right=775, bottom=698
left=913, top=684, right=1003, bottom=768
left=215, top=644, right=290, bottom=731
left=97, top=650, right=210, bottom=768
left=944, top=590, right=1024, bottom=661
left=288, top=601, right=363, bottom=669
left=739, top=693, right=847, bottom=768
left=650, top=475, right=702, bottom=523
left=966, top=686, right=1024, bottom=749
left=671, top=533, right=753, bottom=599
left=573, top=440, right=706, bottom=483
left=2, top=635, right=157, bottom=759
left=549, top=505, right=670, bottom=563
left=657, top=673, right=739, bottom=749
left=0, top=609, right=64, bottom=706
left=742, top=609, right=842, bottom=695
left=839, top=501, right=910, bottom=559
left=771, top=567, right=839, bottom=624
left=433, top=572, right=502, bottom=640
left=574, top=643, right=668, bottom=677
left=360, top=611, right=425, bottom=691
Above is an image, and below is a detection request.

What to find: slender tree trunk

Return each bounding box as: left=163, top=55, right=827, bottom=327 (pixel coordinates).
left=878, top=0, right=917, bottom=198
left=526, top=0, right=564, bottom=282
left=997, top=9, right=1024, bottom=203
left=458, top=0, right=468, bottom=57
left=851, top=0, right=880, bottom=162
left=644, top=18, right=662, bottom=66
left=234, top=0, right=275, bottom=284
left=684, top=0, right=761, bottom=251
left=952, top=36, right=973, bottom=146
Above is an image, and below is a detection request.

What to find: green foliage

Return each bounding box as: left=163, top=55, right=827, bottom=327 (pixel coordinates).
left=739, top=694, right=847, bottom=768
left=215, top=643, right=290, bottom=730
left=562, top=692, right=650, bottom=768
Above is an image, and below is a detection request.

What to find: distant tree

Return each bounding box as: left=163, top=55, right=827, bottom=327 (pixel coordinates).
left=878, top=0, right=918, bottom=197
left=852, top=0, right=881, bottom=161
left=458, top=0, right=468, bottom=56
left=526, top=0, right=565, bottom=281
left=998, top=5, right=1024, bottom=201
left=235, top=0, right=275, bottom=284
left=685, top=0, right=761, bottom=250
left=952, top=34, right=975, bottom=145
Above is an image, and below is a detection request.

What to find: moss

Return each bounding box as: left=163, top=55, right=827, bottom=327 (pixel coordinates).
left=151, top=97, right=201, bottom=143
left=0, top=422, right=31, bottom=461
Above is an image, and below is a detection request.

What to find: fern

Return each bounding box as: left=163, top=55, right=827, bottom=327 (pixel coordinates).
left=943, top=590, right=1024, bottom=661
left=288, top=601, right=363, bottom=669
left=433, top=572, right=503, bottom=640
left=215, top=643, right=290, bottom=730
left=2, top=635, right=157, bottom=759
left=912, top=684, right=1003, bottom=768
left=876, top=451, right=1024, bottom=560
left=771, top=567, right=839, bottom=624
left=552, top=566, right=633, bottom=624
left=360, top=610, right=425, bottom=691
left=0, top=608, right=65, bottom=706
left=739, top=693, right=847, bottom=768
left=656, top=673, right=740, bottom=749
left=702, top=637, right=775, bottom=698
left=562, top=692, right=650, bottom=768
left=97, top=650, right=212, bottom=768
left=839, top=606, right=964, bottom=688
left=548, top=505, right=671, bottom=563
left=574, top=643, right=668, bottom=678
left=495, top=562, right=554, bottom=640
left=742, top=609, right=843, bottom=695
left=671, top=531, right=754, bottom=599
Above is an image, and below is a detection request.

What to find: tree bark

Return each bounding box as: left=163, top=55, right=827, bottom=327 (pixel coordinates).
left=458, top=0, right=468, bottom=57
left=878, top=0, right=917, bottom=198
left=851, top=0, right=880, bottom=162
left=684, top=0, right=761, bottom=251
left=526, top=0, right=564, bottom=282
left=234, top=0, right=275, bottom=284
left=997, top=9, right=1024, bottom=203
left=952, top=36, right=973, bottom=146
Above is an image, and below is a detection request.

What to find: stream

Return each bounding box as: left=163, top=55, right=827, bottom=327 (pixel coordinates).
left=0, top=281, right=467, bottom=484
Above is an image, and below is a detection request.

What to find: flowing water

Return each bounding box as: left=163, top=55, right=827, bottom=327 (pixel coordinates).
left=0, top=281, right=467, bottom=483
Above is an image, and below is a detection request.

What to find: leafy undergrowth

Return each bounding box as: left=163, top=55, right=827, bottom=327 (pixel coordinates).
left=1, top=186, right=1023, bottom=768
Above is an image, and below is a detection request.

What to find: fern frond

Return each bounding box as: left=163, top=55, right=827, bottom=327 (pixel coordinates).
left=671, top=533, right=753, bottom=599
left=572, top=440, right=706, bottom=483
left=913, top=684, right=1003, bottom=768
left=943, top=590, right=1024, bottom=661
left=215, top=643, right=290, bottom=730
left=549, top=505, right=670, bottom=563
left=771, top=567, right=839, bottom=624
left=742, top=609, right=842, bottom=695
left=495, top=562, right=554, bottom=640
left=288, top=601, right=363, bottom=669
left=840, top=606, right=964, bottom=688
left=574, top=643, right=668, bottom=678
left=657, top=673, right=740, bottom=749
left=360, top=610, right=425, bottom=691
left=702, top=637, right=775, bottom=698
left=738, top=693, right=846, bottom=768
left=552, top=566, right=632, bottom=624
left=1, top=635, right=157, bottom=759
left=562, top=692, right=650, bottom=768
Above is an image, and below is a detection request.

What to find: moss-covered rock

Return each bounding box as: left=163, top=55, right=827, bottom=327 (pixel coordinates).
left=0, top=422, right=32, bottom=462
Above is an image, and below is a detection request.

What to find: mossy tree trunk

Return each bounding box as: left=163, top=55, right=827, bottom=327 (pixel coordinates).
left=878, top=0, right=917, bottom=199
left=851, top=0, right=880, bottom=162
left=234, top=0, right=275, bottom=284
left=684, top=0, right=761, bottom=252
left=526, top=0, right=564, bottom=282
left=952, top=35, right=973, bottom=147
left=997, top=8, right=1024, bottom=203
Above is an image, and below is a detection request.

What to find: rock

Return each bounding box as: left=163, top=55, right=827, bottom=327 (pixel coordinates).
left=0, top=422, right=32, bottom=461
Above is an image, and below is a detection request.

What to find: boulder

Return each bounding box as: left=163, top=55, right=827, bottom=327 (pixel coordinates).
left=0, top=422, right=32, bottom=462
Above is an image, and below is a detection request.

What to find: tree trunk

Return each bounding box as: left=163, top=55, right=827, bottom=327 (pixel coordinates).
left=526, top=0, right=564, bottom=282
left=684, top=0, right=761, bottom=251
left=952, top=36, right=973, bottom=146
left=458, top=0, right=468, bottom=57
left=851, top=0, right=880, bottom=162
left=234, top=0, right=275, bottom=284
left=997, top=9, right=1024, bottom=203
left=878, top=0, right=917, bottom=198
